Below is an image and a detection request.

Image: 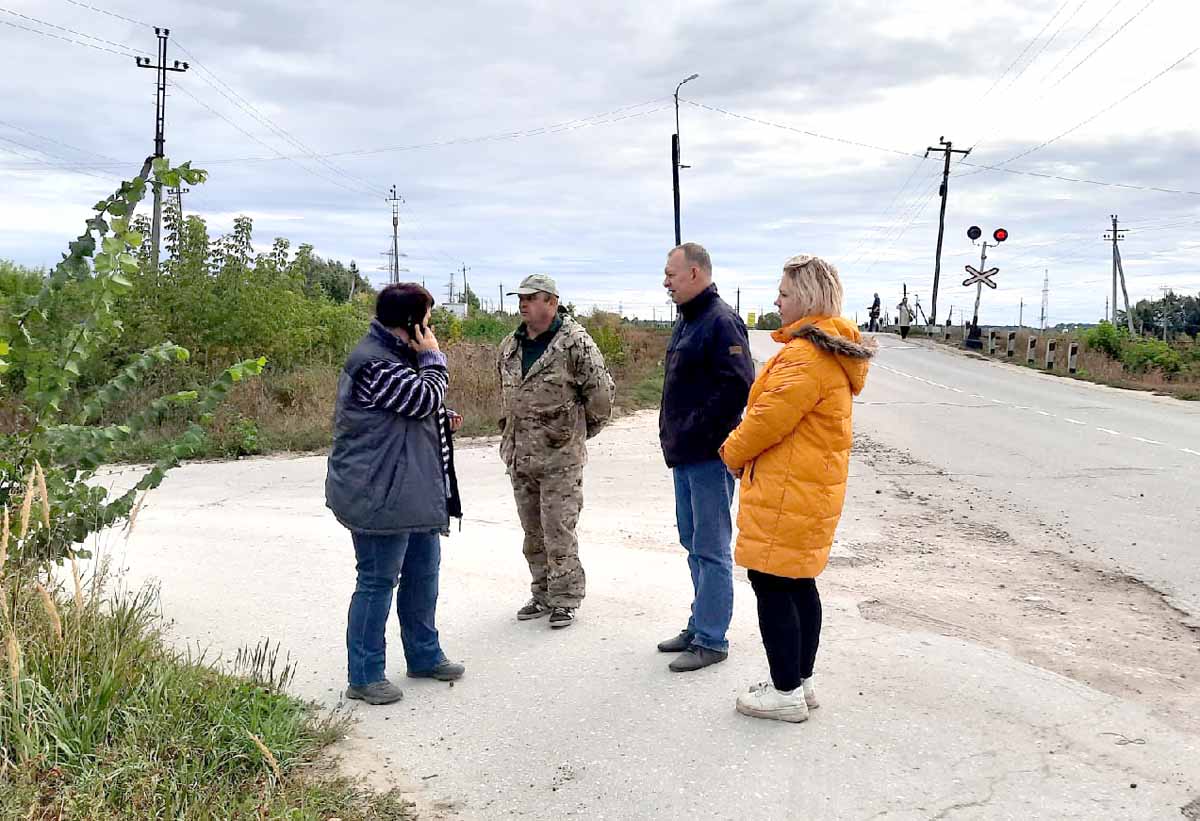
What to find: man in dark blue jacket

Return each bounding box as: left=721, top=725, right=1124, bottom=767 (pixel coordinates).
left=657, top=242, right=755, bottom=672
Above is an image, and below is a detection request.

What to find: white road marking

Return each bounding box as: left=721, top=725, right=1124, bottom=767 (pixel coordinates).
left=1132, top=437, right=1164, bottom=445
left=1064, top=418, right=1086, bottom=425
left=1036, top=410, right=1053, bottom=417
left=1183, top=448, right=1200, bottom=457
left=1096, top=428, right=1121, bottom=436
left=990, top=399, right=1007, bottom=405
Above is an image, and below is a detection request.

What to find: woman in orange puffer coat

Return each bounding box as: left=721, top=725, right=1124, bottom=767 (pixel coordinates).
left=719, top=254, right=874, bottom=723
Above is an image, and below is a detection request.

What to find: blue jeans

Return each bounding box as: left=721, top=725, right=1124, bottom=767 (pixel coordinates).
left=346, top=531, right=446, bottom=687
left=672, top=459, right=735, bottom=653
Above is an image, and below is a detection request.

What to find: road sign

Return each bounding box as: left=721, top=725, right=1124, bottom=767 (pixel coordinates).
left=963, top=265, right=999, bottom=289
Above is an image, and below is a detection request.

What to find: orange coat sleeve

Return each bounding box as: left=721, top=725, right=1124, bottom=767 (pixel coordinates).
left=720, top=344, right=821, bottom=471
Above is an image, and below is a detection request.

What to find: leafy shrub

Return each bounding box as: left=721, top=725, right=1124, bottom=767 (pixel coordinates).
left=1082, top=321, right=1125, bottom=359
left=1121, top=337, right=1183, bottom=375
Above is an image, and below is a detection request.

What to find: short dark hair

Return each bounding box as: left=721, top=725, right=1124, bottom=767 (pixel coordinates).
left=376, top=283, right=433, bottom=329
left=671, top=242, right=712, bottom=275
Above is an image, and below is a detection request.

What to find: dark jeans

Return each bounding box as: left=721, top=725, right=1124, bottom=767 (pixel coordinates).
left=899, top=326, right=911, bottom=340
left=346, top=531, right=445, bottom=687
left=672, top=459, right=735, bottom=653
left=748, top=570, right=822, bottom=693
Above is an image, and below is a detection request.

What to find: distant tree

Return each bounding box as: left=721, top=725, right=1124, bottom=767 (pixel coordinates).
left=756, top=312, right=782, bottom=330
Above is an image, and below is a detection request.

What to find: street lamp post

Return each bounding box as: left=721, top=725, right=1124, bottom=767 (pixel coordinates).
left=672, top=73, right=699, bottom=246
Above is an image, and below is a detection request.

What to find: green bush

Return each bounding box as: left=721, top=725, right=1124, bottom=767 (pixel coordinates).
left=1121, top=337, right=1183, bottom=375
left=1082, top=321, right=1125, bottom=359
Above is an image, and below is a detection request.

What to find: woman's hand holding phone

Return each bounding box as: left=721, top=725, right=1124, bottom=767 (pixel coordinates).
left=409, top=323, right=441, bottom=354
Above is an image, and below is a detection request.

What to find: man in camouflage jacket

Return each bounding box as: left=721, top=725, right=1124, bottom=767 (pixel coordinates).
left=498, top=274, right=615, bottom=629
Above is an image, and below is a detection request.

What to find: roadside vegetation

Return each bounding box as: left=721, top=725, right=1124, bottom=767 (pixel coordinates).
left=903, top=305, right=1200, bottom=400
left=0, top=162, right=419, bottom=818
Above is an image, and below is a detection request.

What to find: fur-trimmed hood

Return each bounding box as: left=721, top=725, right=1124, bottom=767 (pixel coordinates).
left=772, top=315, right=875, bottom=395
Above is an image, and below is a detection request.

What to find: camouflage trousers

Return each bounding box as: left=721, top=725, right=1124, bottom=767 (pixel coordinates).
left=510, top=462, right=585, bottom=608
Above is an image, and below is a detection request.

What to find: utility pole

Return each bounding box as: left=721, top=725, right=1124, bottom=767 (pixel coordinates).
left=386, top=186, right=403, bottom=285
left=736, top=287, right=741, bottom=316
left=499, top=283, right=504, bottom=314
left=924, top=138, right=970, bottom=327
left=136, top=27, right=188, bottom=268
left=1019, top=297, right=1024, bottom=328
left=672, top=73, right=699, bottom=246
left=1040, top=270, right=1050, bottom=331
left=1104, top=215, right=1135, bottom=332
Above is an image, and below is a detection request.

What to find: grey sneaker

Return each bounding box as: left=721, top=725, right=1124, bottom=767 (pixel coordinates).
left=548, top=606, right=576, bottom=629
left=669, top=645, right=728, bottom=673
left=657, top=630, right=693, bottom=653
left=345, top=679, right=404, bottom=705
left=407, top=659, right=466, bottom=681
left=517, top=598, right=551, bottom=620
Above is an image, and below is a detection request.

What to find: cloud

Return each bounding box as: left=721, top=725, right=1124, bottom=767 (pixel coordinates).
left=2, top=0, right=1198, bottom=326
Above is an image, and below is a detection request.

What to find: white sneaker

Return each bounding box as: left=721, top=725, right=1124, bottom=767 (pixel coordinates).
left=736, top=681, right=809, bottom=723
left=801, top=677, right=819, bottom=710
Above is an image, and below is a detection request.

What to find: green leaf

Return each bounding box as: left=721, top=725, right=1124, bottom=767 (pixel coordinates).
left=64, top=360, right=81, bottom=376
left=102, top=236, right=124, bottom=256
left=0, top=340, right=8, bottom=356
left=111, top=273, right=132, bottom=288
left=93, top=254, right=114, bottom=274
left=108, top=199, right=128, bottom=217
left=119, top=255, right=139, bottom=275
left=111, top=216, right=130, bottom=234
left=124, top=231, right=144, bottom=248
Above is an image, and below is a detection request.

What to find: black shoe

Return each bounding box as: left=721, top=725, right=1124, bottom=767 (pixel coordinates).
left=548, top=606, right=576, bottom=629
left=669, top=645, right=728, bottom=673
left=407, top=659, right=466, bottom=681
left=517, top=598, right=551, bottom=620
left=345, top=679, right=404, bottom=705
left=657, top=630, right=693, bottom=653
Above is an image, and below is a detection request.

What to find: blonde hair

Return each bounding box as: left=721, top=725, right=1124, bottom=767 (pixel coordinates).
left=782, top=254, right=843, bottom=317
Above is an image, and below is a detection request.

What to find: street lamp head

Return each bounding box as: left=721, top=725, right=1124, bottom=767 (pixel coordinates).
left=684, top=73, right=699, bottom=82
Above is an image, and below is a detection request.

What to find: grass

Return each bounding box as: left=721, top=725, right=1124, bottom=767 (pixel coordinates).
left=100, top=321, right=671, bottom=459
left=0, top=559, right=414, bottom=820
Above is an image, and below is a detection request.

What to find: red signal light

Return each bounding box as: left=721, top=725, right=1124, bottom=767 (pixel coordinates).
left=993, top=228, right=1009, bottom=242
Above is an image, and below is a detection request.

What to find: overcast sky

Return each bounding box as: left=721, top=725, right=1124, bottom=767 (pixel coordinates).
left=3, top=0, right=1199, bottom=326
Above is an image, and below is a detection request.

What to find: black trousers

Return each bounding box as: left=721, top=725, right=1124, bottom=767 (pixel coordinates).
left=899, top=326, right=911, bottom=339
left=748, top=570, right=822, bottom=693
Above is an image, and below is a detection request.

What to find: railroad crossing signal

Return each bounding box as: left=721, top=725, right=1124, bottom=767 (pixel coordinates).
left=963, top=265, right=999, bottom=289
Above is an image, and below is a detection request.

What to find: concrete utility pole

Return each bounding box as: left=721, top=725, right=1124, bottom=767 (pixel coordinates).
left=736, top=287, right=741, bottom=316
left=1040, top=270, right=1049, bottom=331
left=1104, top=215, right=1135, bottom=333
left=1019, top=297, right=1024, bottom=329
left=386, top=186, right=403, bottom=285
left=924, top=137, right=971, bottom=326
left=499, top=283, right=504, bottom=314
left=135, top=27, right=188, bottom=267
left=460, top=263, right=471, bottom=313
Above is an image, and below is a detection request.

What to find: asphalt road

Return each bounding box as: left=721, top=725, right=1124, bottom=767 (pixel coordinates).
left=752, top=330, right=1200, bottom=620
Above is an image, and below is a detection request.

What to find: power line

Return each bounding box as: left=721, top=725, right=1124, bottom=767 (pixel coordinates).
left=0, top=118, right=121, bottom=163
left=0, top=15, right=131, bottom=56
left=960, top=43, right=1200, bottom=178
left=686, top=98, right=1200, bottom=197
left=57, top=0, right=152, bottom=28
left=1038, top=0, right=1123, bottom=84
left=1050, top=0, right=1161, bottom=88
left=0, top=5, right=137, bottom=54
left=171, top=39, right=387, bottom=197
left=0, top=135, right=115, bottom=180
left=172, top=81, right=378, bottom=199
left=979, top=0, right=1074, bottom=101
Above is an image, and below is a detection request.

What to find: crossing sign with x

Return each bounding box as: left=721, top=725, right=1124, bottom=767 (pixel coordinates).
left=963, top=265, right=999, bottom=289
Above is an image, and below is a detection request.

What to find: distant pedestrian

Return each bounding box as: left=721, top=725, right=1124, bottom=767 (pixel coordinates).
left=868, top=293, right=881, bottom=332
left=721, top=254, right=875, bottom=722
left=326, top=283, right=465, bottom=706
left=897, top=297, right=913, bottom=340
left=658, top=242, right=755, bottom=673
left=498, top=274, right=615, bottom=630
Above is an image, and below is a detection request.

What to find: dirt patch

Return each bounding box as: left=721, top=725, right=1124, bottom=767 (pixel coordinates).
left=1182, top=796, right=1200, bottom=820
left=840, top=434, right=1200, bottom=735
